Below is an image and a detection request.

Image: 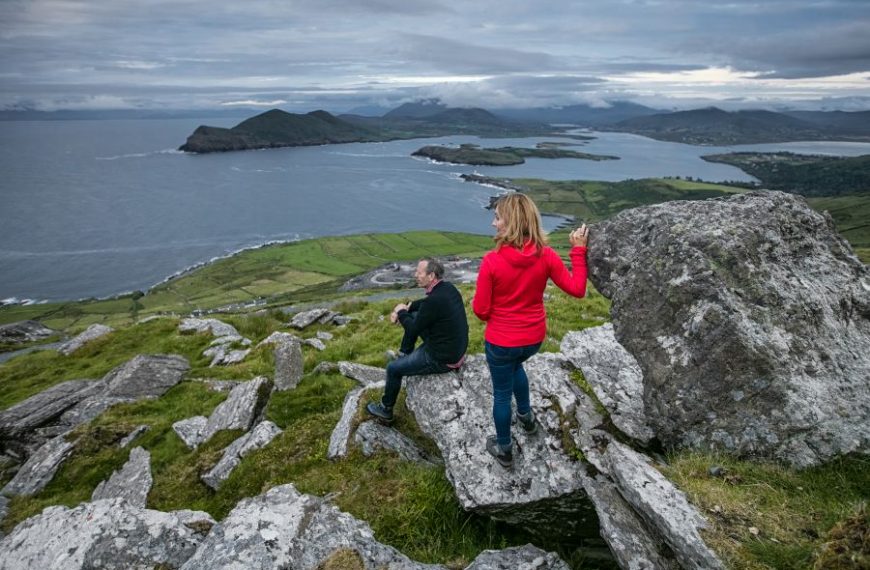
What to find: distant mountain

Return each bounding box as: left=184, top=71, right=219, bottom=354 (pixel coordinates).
left=0, top=108, right=257, bottom=121
left=605, top=107, right=869, bottom=145
left=493, top=102, right=661, bottom=126
left=783, top=110, right=870, bottom=137
left=179, top=109, right=383, bottom=153
left=344, top=104, right=393, bottom=117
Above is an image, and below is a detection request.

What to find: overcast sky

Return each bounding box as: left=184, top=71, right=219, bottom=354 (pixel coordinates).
left=1, top=0, right=868, bottom=113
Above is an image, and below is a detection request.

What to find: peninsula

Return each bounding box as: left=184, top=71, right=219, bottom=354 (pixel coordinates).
left=412, top=143, right=619, bottom=166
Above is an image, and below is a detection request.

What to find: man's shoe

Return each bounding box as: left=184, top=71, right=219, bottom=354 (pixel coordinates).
left=366, top=402, right=395, bottom=423
left=517, top=410, right=539, bottom=435
left=486, top=436, right=513, bottom=468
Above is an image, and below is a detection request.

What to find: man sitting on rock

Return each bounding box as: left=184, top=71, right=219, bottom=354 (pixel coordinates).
left=366, top=258, right=468, bottom=423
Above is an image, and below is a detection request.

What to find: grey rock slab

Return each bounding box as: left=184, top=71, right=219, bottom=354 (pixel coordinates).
left=405, top=353, right=600, bottom=538
left=2, top=434, right=74, bottom=496
left=199, top=376, right=273, bottom=447
left=338, top=361, right=385, bottom=387
left=58, top=395, right=132, bottom=432
left=257, top=331, right=302, bottom=346
left=465, top=544, right=570, bottom=569
left=273, top=338, right=304, bottom=391
left=119, top=425, right=149, bottom=448
left=317, top=310, right=338, bottom=324
left=58, top=324, right=113, bottom=355
left=327, top=382, right=384, bottom=460
left=561, top=324, right=655, bottom=443
left=605, top=440, right=724, bottom=570
left=581, top=472, right=679, bottom=570
left=588, top=191, right=870, bottom=467
left=332, top=315, right=353, bottom=326
left=311, top=361, right=339, bottom=375
left=0, top=379, right=100, bottom=438
left=180, top=483, right=443, bottom=570
left=0, top=498, right=212, bottom=570
left=203, top=345, right=250, bottom=367
left=303, top=337, right=326, bottom=351
left=202, top=421, right=283, bottom=490
left=102, top=354, right=190, bottom=399
left=173, top=416, right=208, bottom=449
left=355, top=420, right=440, bottom=466
left=0, top=320, right=56, bottom=344
left=91, top=446, right=152, bottom=508
left=178, top=317, right=241, bottom=339
left=316, top=331, right=334, bottom=341
left=289, top=308, right=330, bottom=330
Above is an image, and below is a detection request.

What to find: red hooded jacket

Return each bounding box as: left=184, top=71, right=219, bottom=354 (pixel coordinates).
left=473, top=242, right=588, bottom=347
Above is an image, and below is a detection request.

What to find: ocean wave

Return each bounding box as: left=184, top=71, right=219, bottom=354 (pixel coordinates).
left=96, top=148, right=183, bottom=161
left=1, top=297, right=47, bottom=306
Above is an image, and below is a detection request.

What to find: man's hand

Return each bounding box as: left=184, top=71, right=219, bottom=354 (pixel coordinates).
left=390, top=302, right=409, bottom=324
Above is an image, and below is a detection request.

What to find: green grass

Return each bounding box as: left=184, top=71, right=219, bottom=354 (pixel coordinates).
left=661, top=453, right=870, bottom=569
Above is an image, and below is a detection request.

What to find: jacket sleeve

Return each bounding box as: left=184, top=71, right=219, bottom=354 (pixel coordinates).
left=408, top=298, right=424, bottom=312
left=398, top=296, right=438, bottom=336
left=472, top=256, right=493, bottom=321
left=547, top=246, right=588, bottom=298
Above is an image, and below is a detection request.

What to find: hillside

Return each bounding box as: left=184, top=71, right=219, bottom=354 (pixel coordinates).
left=493, top=101, right=660, bottom=126
left=412, top=143, right=619, bottom=166
left=606, top=107, right=870, bottom=145
left=179, top=109, right=385, bottom=153
left=701, top=152, right=870, bottom=196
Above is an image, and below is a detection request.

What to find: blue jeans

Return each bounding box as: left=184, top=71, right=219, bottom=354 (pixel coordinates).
left=485, top=340, right=542, bottom=446
left=382, top=344, right=450, bottom=408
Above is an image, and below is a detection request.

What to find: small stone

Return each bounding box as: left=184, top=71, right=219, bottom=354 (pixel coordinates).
left=316, top=331, right=333, bottom=341
left=303, top=338, right=326, bottom=351
left=708, top=465, right=727, bottom=477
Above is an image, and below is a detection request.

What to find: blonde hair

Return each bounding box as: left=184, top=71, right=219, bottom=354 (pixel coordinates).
left=493, top=193, right=548, bottom=253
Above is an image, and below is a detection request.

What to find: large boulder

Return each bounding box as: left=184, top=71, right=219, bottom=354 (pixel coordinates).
left=57, top=324, right=113, bottom=355
left=0, top=380, right=102, bottom=441
left=1, top=434, right=74, bottom=496
left=179, top=483, right=443, bottom=569
left=0, top=320, right=56, bottom=344
left=588, top=191, right=870, bottom=467
left=0, top=499, right=213, bottom=570
left=404, top=354, right=601, bottom=539
left=102, top=354, right=190, bottom=399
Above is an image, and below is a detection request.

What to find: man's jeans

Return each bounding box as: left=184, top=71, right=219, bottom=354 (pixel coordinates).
left=382, top=344, right=450, bottom=408
left=485, top=340, right=542, bottom=446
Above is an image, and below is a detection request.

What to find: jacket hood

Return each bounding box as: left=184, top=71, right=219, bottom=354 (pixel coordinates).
left=497, top=241, right=542, bottom=268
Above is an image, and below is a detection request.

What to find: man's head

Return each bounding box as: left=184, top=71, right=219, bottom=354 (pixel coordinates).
left=415, top=257, right=444, bottom=288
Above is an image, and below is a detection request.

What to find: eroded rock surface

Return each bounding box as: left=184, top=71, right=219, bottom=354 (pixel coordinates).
left=405, top=354, right=600, bottom=538
left=327, top=382, right=384, bottom=460
left=2, top=435, right=74, bottom=496
left=91, top=446, right=152, bottom=508
left=0, top=320, right=56, bottom=344
left=338, top=361, right=385, bottom=387
left=202, top=421, right=282, bottom=490
left=561, top=324, right=654, bottom=443
left=289, top=308, right=330, bottom=329
left=588, top=191, right=870, bottom=467
left=179, top=483, right=442, bottom=569
left=57, top=324, right=113, bottom=355
left=102, top=354, right=190, bottom=399
left=465, top=544, right=570, bottom=569
left=0, top=380, right=101, bottom=440
left=0, top=499, right=213, bottom=570
left=273, top=339, right=304, bottom=391
left=354, top=420, right=440, bottom=466
left=179, top=318, right=241, bottom=339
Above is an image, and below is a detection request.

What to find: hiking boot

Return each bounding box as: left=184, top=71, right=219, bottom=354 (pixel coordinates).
left=517, top=409, right=539, bottom=435
left=366, top=401, right=395, bottom=423
left=486, top=436, right=513, bottom=468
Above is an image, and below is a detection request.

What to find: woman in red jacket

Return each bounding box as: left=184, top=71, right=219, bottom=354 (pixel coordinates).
left=472, top=193, right=589, bottom=467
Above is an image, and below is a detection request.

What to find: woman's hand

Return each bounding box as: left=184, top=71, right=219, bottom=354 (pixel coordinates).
left=569, top=224, right=589, bottom=247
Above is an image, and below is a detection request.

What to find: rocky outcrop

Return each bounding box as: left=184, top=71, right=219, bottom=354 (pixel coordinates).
left=588, top=191, right=870, bottom=467
left=303, top=337, right=326, bottom=351
left=1, top=434, right=74, bottom=496
left=465, top=544, right=570, bottom=569
left=404, top=354, right=600, bottom=538
left=57, top=324, right=113, bottom=355
left=173, top=376, right=273, bottom=449
left=327, top=382, right=384, bottom=460
left=289, top=308, right=330, bottom=329
left=119, top=425, right=149, bottom=448
left=0, top=499, right=214, bottom=570
left=178, top=483, right=443, bottom=569
left=274, top=339, right=304, bottom=390
left=0, top=320, right=56, bottom=344
left=561, top=324, right=654, bottom=443
left=354, top=420, right=440, bottom=465
left=180, top=318, right=252, bottom=367
left=338, top=361, right=385, bottom=387
left=91, top=446, right=152, bottom=508
left=202, top=421, right=282, bottom=490
left=0, top=380, right=101, bottom=441
left=603, top=441, right=723, bottom=570
left=102, top=354, right=190, bottom=399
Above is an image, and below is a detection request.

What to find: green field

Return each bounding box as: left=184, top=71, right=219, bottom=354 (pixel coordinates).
left=0, top=231, right=494, bottom=332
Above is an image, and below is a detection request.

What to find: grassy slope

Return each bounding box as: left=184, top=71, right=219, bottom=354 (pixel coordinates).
left=0, top=231, right=494, bottom=331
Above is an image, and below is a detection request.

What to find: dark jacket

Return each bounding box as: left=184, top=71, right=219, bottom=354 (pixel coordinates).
left=398, top=280, right=468, bottom=364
